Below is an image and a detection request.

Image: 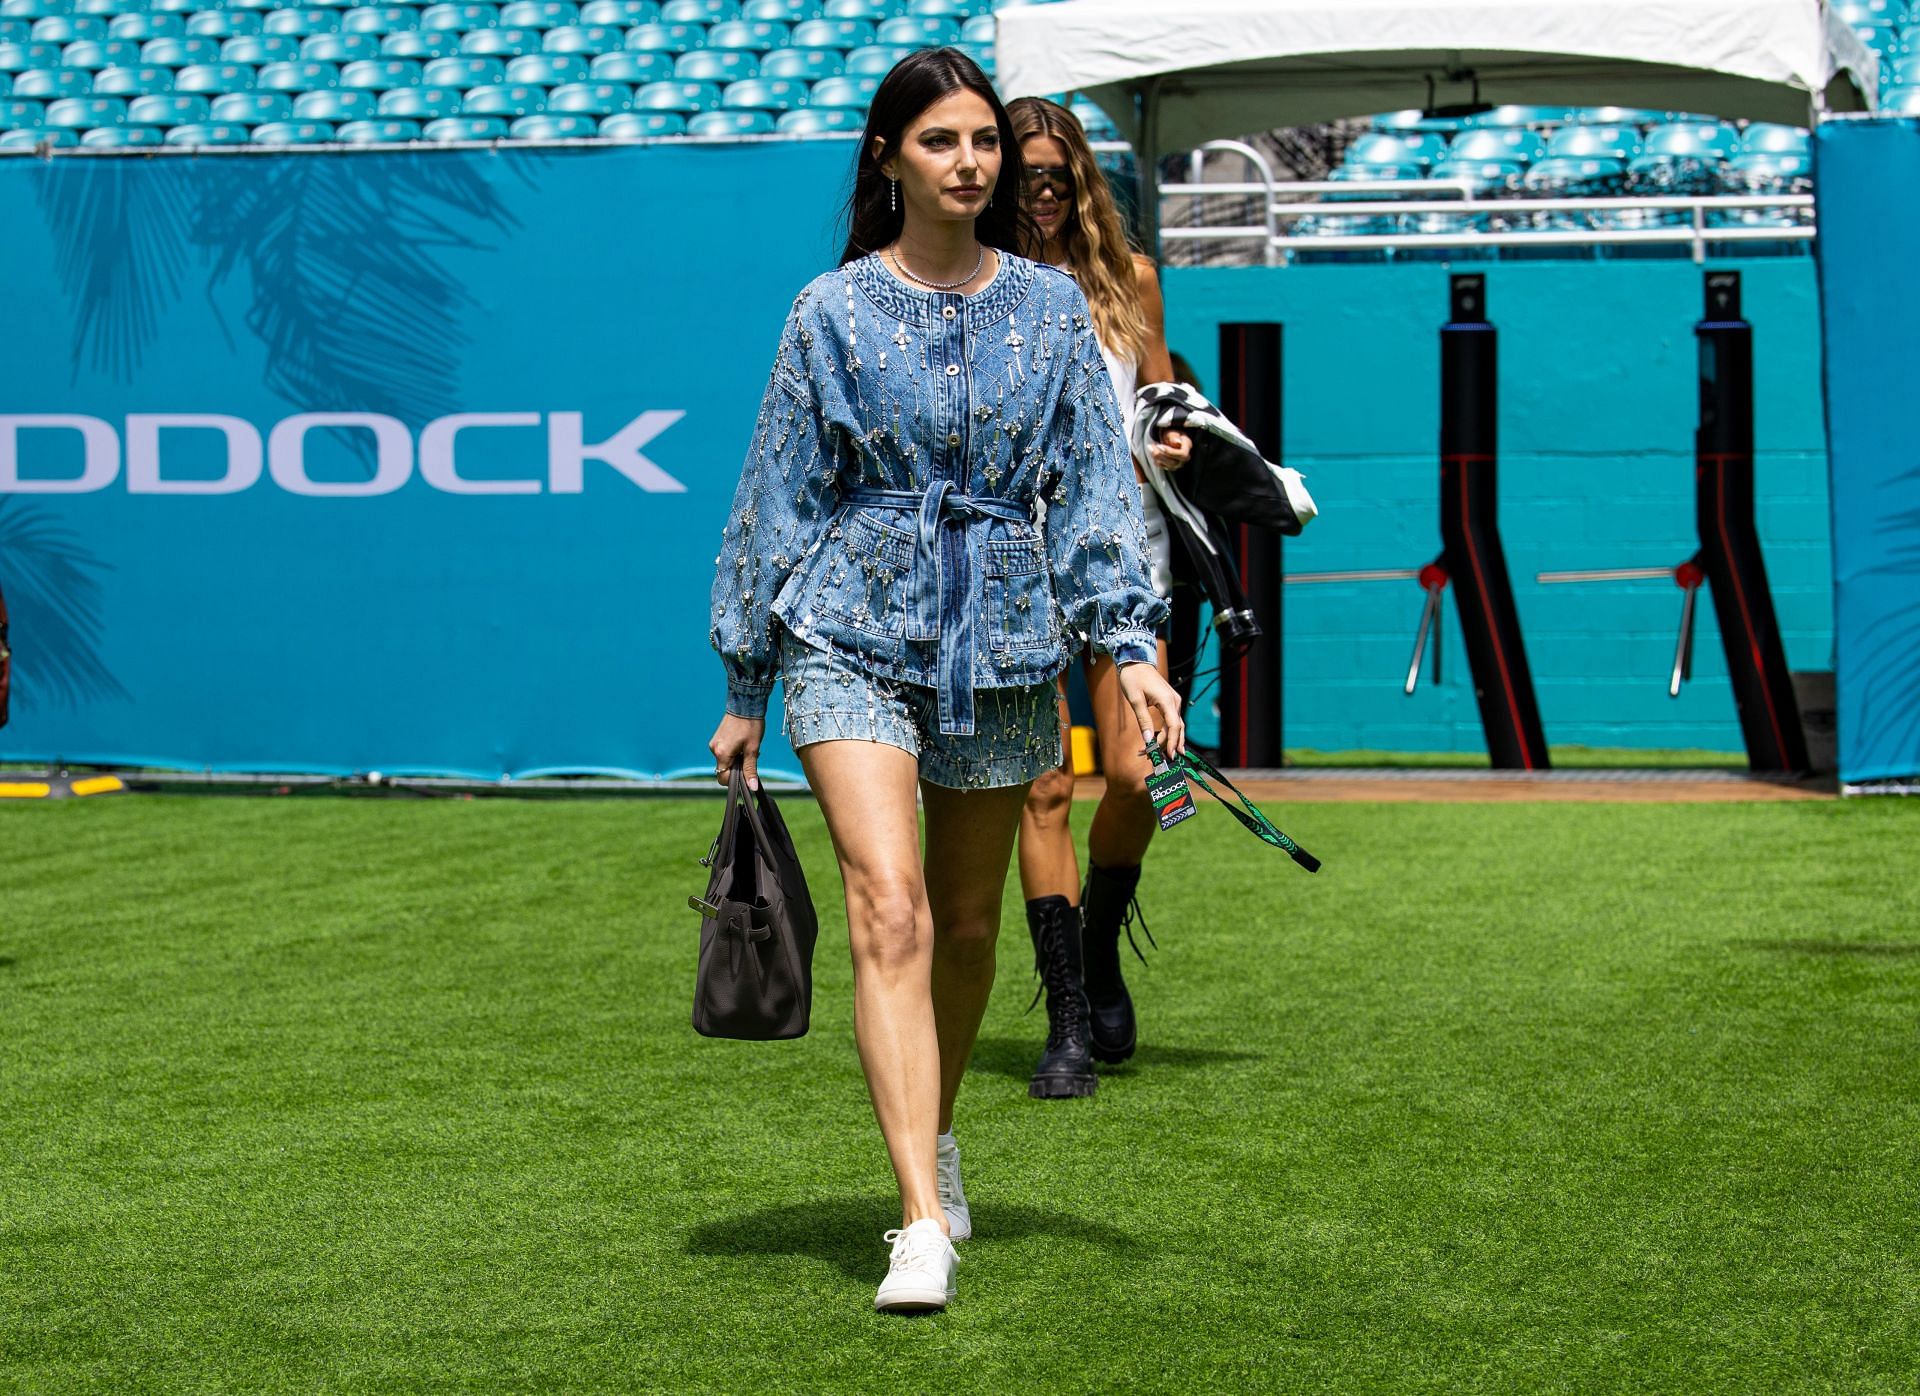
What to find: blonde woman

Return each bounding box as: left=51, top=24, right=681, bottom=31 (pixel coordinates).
left=1007, top=96, right=1193, bottom=1099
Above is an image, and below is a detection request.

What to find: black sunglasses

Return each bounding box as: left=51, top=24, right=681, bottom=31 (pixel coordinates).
left=1023, top=165, right=1075, bottom=197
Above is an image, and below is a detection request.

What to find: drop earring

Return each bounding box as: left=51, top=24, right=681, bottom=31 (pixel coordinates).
left=889, top=178, right=897, bottom=213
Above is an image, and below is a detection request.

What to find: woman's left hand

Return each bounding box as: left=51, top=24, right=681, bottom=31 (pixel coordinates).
left=1146, top=427, right=1192, bottom=472
left=1117, top=661, right=1186, bottom=762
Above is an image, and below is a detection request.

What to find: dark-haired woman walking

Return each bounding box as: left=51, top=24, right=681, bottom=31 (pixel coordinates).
left=708, top=49, right=1183, bottom=1313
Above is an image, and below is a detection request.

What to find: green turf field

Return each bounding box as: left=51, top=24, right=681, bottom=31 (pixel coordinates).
left=3, top=794, right=1916, bottom=1393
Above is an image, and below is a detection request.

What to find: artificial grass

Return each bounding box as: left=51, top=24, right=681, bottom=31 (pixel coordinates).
left=1279, top=746, right=1752, bottom=769
left=2, top=794, right=1916, bottom=1393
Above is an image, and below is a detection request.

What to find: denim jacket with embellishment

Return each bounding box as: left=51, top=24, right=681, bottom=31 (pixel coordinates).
left=709, top=250, right=1168, bottom=736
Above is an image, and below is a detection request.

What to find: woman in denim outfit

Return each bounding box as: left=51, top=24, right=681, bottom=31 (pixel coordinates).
left=708, top=49, right=1186, bottom=1313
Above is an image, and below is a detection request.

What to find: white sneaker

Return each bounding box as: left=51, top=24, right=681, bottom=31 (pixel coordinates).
left=873, top=1218, right=957, bottom=1313
left=936, top=1133, right=971, bottom=1241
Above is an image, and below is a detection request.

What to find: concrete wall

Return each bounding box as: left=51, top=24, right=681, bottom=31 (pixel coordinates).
left=1161, top=257, right=1830, bottom=754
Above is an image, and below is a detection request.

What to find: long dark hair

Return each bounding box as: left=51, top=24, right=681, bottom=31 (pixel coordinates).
left=838, top=47, right=1036, bottom=266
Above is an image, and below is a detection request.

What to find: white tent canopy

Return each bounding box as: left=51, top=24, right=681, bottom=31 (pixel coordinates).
left=995, top=0, right=1877, bottom=153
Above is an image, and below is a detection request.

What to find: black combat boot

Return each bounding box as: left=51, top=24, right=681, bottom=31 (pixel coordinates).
left=1025, top=895, right=1098, bottom=1099
left=1080, top=861, right=1152, bottom=1064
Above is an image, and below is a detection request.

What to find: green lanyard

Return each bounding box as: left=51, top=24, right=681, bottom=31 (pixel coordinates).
left=1173, top=750, right=1322, bottom=873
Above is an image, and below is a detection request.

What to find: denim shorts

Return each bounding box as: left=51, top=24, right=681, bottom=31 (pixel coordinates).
left=779, top=632, right=1062, bottom=790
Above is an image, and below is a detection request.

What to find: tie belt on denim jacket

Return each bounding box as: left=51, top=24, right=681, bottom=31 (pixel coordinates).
left=840, top=483, right=1032, bottom=738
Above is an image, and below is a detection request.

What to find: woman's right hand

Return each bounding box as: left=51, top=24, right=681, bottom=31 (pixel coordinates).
left=710, top=714, right=765, bottom=790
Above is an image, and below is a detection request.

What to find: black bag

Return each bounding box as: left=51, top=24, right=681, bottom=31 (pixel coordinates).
left=690, top=769, right=818, bottom=1040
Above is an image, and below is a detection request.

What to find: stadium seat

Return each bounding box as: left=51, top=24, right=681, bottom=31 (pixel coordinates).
left=0, top=19, right=21, bottom=44
left=1522, top=155, right=1627, bottom=196
left=260, top=8, right=339, bottom=36
left=91, top=62, right=173, bottom=93
left=775, top=103, right=857, bottom=132
left=541, top=24, right=624, bottom=54
left=256, top=58, right=338, bottom=88
left=1069, top=99, right=1115, bottom=140
left=505, top=50, right=586, bottom=82
left=599, top=107, right=680, bottom=135
left=500, top=0, right=579, bottom=26
left=661, top=0, right=733, bottom=19
left=741, top=0, right=815, bottom=19
left=335, top=115, right=419, bottom=139
left=1448, top=127, right=1546, bottom=165
left=340, top=56, right=419, bottom=86
left=0, top=40, right=60, bottom=69
left=382, top=31, right=460, bottom=59
left=461, top=26, right=541, bottom=55
left=302, top=31, right=380, bottom=61
left=759, top=45, right=836, bottom=80
left=460, top=79, right=541, bottom=115
left=1628, top=126, right=1730, bottom=193
left=139, top=34, right=220, bottom=64
left=873, top=13, right=953, bottom=45
left=908, top=0, right=971, bottom=15
left=1888, top=53, right=1920, bottom=86
left=11, top=64, right=88, bottom=96
left=223, top=34, right=302, bottom=63
left=1467, top=104, right=1575, bottom=128
left=419, top=54, right=503, bottom=86
left=1429, top=156, right=1522, bottom=191
left=578, top=0, right=657, bottom=22
left=80, top=121, right=163, bottom=143
left=1882, top=83, right=1920, bottom=114
left=788, top=17, right=868, bottom=48
left=1344, top=131, right=1441, bottom=169
left=674, top=47, right=752, bottom=81
left=507, top=109, right=595, bottom=135
left=418, top=2, right=497, bottom=29
left=340, top=6, right=413, bottom=34
left=1643, top=120, right=1737, bottom=159
left=544, top=78, right=627, bottom=112
left=42, top=91, right=122, bottom=123
left=0, top=0, right=66, bottom=14
left=0, top=94, right=39, bottom=123
left=252, top=116, right=334, bottom=141
left=0, top=123, right=77, bottom=144
left=842, top=41, right=906, bottom=74
left=173, top=61, right=254, bottom=91
left=61, top=37, right=141, bottom=67
left=805, top=71, right=873, bottom=107
left=376, top=82, right=459, bottom=115
left=1547, top=124, right=1642, bottom=161
left=30, top=14, right=106, bottom=43
left=185, top=11, right=261, bottom=39
left=125, top=90, right=207, bottom=121
left=624, top=20, right=701, bottom=51
left=1574, top=106, right=1667, bottom=127
left=163, top=119, right=250, bottom=142
left=630, top=75, right=716, bottom=108
left=586, top=48, right=667, bottom=81
left=1739, top=123, right=1810, bottom=157
left=822, top=0, right=890, bottom=19
left=720, top=72, right=798, bottom=108
left=705, top=17, right=783, bottom=47
left=108, top=14, right=185, bottom=41
left=958, top=12, right=989, bottom=42
left=210, top=89, right=291, bottom=121
left=422, top=112, right=506, bottom=137
left=688, top=104, right=770, bottom=134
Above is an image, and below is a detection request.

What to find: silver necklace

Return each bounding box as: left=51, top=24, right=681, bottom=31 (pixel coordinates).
left=890, top=243, right=986, bottom=291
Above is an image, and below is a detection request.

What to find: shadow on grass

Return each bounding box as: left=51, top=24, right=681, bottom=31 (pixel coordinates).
left=1735, top=938, right=1920, bottom=958
left=964, top=1034, right=1260, bottom=1084
left=0, top=957, right=15, bottom=970
left=687, top=1195, right=1149, bottom=1281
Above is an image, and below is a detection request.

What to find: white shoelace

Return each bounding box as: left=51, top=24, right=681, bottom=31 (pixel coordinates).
left=936, top=1147, right=965, bottom=1209
left=884, top=1224, right=952, bottom=1272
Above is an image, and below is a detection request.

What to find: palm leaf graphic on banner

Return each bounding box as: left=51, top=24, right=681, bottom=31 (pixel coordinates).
left=36, top=150, right=532, bottom=474
left=0, top=499, right=129, bottom=713
left=1850, top=462, right=1920, bottom=773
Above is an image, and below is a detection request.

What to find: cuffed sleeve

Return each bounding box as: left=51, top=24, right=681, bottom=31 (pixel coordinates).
left=1040, top=310, right=1170, bottom=661
left=709, top=299, right=840, bottom=715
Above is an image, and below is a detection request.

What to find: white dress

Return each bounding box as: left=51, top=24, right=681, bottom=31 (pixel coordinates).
left=1097, top=337, right=1173, bottom=603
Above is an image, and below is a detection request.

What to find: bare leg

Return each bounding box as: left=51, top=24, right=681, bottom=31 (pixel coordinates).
left=799, top=738, right=945, bottom=1232
left=1016, top=684, right=1079, bottom=902
left=1085, top=636, right=1172, bottom=868
left=922, top=778, right=1033, bottom=1133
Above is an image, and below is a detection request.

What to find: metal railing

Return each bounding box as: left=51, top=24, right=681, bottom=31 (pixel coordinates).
left=1158, top=140, right=1815, bottom=265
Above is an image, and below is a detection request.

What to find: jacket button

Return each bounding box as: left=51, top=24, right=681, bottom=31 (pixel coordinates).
left=947, top=432, right=961, bottom=447
left=945, top=363, right=960, bottom=376
left=942, top=305, right=956, bottom=320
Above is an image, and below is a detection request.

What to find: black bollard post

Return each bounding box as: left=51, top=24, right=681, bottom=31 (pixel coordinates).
left=1439, top=274, right=1550, bottom=770
left=1693, top=271, right=1808, bottom=773
left=1217, top=322, right=1283, bottom=768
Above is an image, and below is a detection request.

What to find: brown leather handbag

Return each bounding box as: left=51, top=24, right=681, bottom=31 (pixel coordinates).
left=689, top=768, right=818, bottom=1040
